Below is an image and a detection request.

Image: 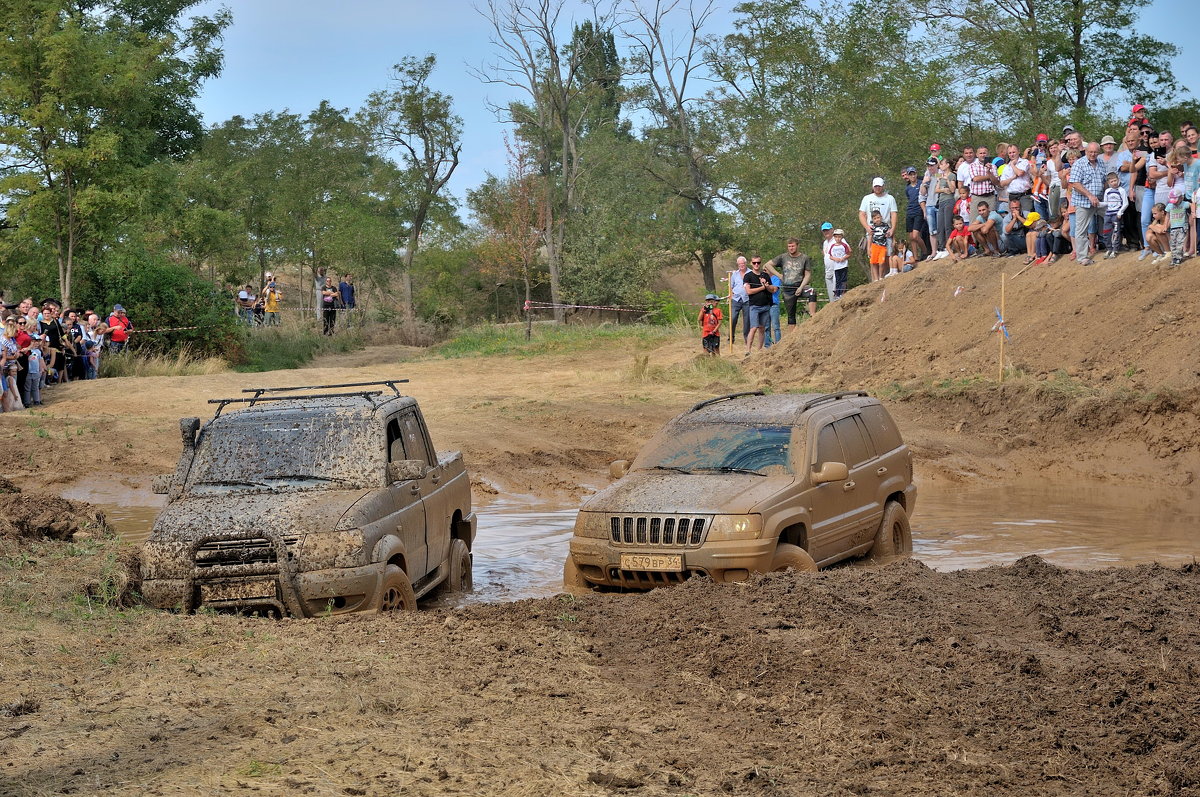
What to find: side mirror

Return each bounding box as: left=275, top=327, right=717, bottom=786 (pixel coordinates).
left=388, top=460, right=429, bottom=483
left=180, top=417, right=200, bottom=449
left=151, top=474, right=173, bottom=495
left=812, top=461, right=849, bottom=485
left=609, top=460, right=630, bottom=480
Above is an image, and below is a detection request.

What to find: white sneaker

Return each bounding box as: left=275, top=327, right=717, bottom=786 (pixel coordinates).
left=933, top=250, right=948, bottom=260
left=1138, top=249, right=1151, bottom=261
left=885, top=269, right=898, bottom=277
left=1153, top=253, right=1169, bottom=263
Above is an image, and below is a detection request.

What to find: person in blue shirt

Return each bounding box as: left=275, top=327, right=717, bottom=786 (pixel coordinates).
left=763, top=270, right=783, bottom=348
left=338, top=273, right=356, bottom=328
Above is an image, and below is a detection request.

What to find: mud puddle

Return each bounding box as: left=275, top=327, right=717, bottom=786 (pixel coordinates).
left=915, top=479, right=1200, bottom=569
left=67, top=478, right=1198, bottom=604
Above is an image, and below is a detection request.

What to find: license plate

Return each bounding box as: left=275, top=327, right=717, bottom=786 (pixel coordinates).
left=200, top=580, right=275, bottom=602
left=620, top=553, right=683, bottom=572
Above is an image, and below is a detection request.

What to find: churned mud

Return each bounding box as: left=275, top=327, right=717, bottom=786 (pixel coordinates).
left=4, top=254, right=1200, bottom=794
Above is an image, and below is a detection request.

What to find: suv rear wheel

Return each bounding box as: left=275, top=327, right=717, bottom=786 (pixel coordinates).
left=439, top=538, right=473, bottom=594
left=869, top=501, right=912, bottom=561
left=770, top=543, right=817, bottom=572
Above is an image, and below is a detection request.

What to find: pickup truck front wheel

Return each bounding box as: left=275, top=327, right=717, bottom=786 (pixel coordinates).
left=378, top=565, right=418, bottom=611
left=770, top=543, right=817, bottom=573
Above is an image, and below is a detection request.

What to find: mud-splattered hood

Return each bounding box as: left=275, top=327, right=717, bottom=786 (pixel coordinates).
left=580, top=471, right=794, bottom=516
left=150, top=488, right=373, bottom=542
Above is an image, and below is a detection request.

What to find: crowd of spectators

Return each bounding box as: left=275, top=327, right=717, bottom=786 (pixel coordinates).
left=712, top=105, right=1199, bottom=357
left=0, top=296, right=133, bottom=411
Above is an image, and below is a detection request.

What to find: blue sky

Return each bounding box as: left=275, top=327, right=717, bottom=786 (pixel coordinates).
left=191, top=0, right=1197, bottom=204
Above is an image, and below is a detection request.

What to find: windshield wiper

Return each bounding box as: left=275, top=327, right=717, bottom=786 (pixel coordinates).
left=194, top=479, right=268, bottom=488
left=268, top=474, right=352, bottom=484
left=692, top=466, right=766, bottom=476
left=648, top=465, right=694, bottom=475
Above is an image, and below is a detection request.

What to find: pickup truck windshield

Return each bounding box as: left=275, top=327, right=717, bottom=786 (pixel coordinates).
left=186, top=413, right=377, bottom=489
left=637, top=422, right=793, bottom=475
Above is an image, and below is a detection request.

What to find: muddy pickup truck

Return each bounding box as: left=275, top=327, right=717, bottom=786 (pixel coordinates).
left=565, top=390, right=915, bottom=590
left=141, top=380, right=476, bottom=617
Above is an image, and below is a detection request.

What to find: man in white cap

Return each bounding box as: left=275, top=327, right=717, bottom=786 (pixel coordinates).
left=859, top=177, right=897, bottom=259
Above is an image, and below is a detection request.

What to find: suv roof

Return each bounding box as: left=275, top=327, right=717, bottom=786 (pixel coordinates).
left=683, top=391, right=871, bottom=425
left=207, top=379, right=413, bottom=419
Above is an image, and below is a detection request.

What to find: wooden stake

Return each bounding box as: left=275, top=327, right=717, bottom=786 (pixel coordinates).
left=999, top=273, right=1006, bottom=382
left=726, top=271, right=734, bottom=357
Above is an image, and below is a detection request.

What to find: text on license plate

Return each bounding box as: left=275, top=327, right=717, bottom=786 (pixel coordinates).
left=200, top=580, right=276, bottom=602
left=620, top=553, right=683, bottom=572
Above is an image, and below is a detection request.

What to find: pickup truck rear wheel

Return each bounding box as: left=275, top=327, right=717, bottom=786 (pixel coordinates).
left=378, top=565, right=417, bottom=612
left=770, top=543, right=817, bottom=573
left=870, top=501, right=912, bottom=560
left=442, top=538, right=473, bottom=594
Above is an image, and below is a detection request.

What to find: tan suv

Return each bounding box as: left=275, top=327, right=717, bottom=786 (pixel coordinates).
left=564, top=391, right=915, bottom=590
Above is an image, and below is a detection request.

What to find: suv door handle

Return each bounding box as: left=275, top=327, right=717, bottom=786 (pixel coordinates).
left=843, top=481, right=856, bottom=491
left=430, top=473, right=440, bottom=485
left=410, top=484, right=420, bottom=496
left=876, top=467, right=888, bottom=475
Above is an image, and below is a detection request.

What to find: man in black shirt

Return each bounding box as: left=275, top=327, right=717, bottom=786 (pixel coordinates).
left=743, top=258, right=775, bottom=357
left=766, top=238, right=817, bottom=325
left=38, top=300, right=64, bottom=382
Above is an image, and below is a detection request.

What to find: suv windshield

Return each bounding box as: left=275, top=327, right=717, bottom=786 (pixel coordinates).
left=637, top=422, right=794, bottom=475
left=186, top=413, right=377, bottom=490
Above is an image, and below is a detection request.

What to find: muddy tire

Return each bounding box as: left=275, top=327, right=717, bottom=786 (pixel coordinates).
left=562, top=557, right=593, bottom=596
left=378, top=564, right=418, bottom=612
left=870, top=501, right=912, bottom=561
left=770, top=543, right=818, bottom=573
left=441, top=538, right=473, bottom=594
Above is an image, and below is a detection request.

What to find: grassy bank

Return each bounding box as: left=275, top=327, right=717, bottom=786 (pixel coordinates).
left=234, top=327, right=366, bottom=372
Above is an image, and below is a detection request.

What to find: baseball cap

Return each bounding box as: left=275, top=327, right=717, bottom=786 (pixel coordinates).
left=903, top=166, right=917, bottom=175
left=1100, top=135, right=1116, bottom=145
left=112, top=303, right=125, bottom=312
left=871, top=177, right=884, bottom=187
left=929, top=143, right=941, bottom=152
left=1169, top=188, right=1182, bottom=204
left=1132, top=103, right=1146, bottom=113
left=1023, top=211, right=1041, bottom=227
left=1036, top=133, right=1049, bottom=142
left=704, top=293, right=718, bottom=301
left=832, top=228, right=845, bottom=235
left=820, top=222, right=833, bottom=230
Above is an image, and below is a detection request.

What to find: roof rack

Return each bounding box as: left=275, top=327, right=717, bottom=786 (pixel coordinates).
left=799, top=390, right=869, bottom=412
left=240, top=379, right=408, bottom=402
left=208, top=390, right=387, bottom=418
left=688, top=391, right=766, bottom=413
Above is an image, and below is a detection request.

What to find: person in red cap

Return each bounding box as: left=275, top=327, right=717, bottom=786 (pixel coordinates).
left=1130, top=104, right=1149, bottom=126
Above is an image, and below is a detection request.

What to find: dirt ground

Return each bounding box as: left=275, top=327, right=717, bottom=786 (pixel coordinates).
left=3, top=252, right=1200, bottom=795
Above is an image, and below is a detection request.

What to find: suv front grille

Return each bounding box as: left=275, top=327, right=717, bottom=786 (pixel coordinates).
left=608, top=516, right=709, bottom=547
left=196, top=536, right=299, bottom=568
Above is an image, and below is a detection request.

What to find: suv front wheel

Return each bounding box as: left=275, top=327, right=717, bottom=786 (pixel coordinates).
left=770, top=543, right=817, bottom=572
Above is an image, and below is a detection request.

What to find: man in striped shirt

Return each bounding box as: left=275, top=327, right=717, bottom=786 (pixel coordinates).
left=968, top=145, right=999, bottom=214
left=1068, top=141, right=1105, bottom=266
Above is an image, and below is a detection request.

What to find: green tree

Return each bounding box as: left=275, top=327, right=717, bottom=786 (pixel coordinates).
left=364, top=54, right=463, bottom=325
left=0, top=0, right=228, bottom=305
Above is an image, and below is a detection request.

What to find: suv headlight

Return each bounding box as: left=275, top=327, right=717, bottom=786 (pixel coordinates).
left=707, top=514, right=763, bottom=540
left=573, top=511, right=609, bottom=539
left=299, top=530, right=366, bottom=569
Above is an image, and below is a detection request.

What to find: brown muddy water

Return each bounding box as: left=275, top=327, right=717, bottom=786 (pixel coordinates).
left=64, top=478, right=1200, bottom=604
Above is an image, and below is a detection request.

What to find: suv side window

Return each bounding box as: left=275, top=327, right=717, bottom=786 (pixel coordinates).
left=859, top=404, right=903, bottom=454
left=400, top=412, right=432, bottom=465
left=815, top=423, right=845, bottom=467
left=833, top=416, right=874, bottom=467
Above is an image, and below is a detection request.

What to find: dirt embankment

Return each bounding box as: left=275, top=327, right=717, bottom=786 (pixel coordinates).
left=3, top=555, right=1199, bottom=795
left=751, top=253, right=1200, bottom=487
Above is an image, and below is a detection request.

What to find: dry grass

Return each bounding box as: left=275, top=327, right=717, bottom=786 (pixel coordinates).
left=99, top=349, right=228, bottom=378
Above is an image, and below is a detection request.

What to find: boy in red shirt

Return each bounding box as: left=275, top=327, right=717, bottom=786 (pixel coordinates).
left=699, top=293, right=723, bottom=355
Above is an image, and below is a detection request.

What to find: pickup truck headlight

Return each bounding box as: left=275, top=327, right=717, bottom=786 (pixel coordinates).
left=573, top=511, right=609, bottom=538
left=707, top=514, right=763, bottom=540
left=299, top=530, right=366, bottom=569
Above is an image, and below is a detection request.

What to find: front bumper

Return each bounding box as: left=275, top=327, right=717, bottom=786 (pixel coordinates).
left=568, top=536, right=778, bottom=589
left=142, top=562, right=385, bottom=617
